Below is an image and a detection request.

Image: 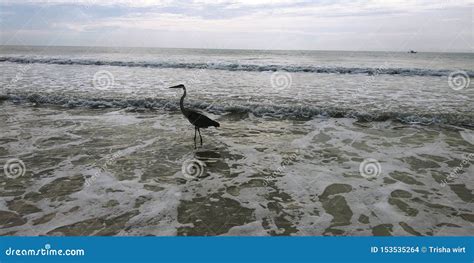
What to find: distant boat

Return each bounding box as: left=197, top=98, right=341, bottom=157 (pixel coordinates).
left=409, top=50, right=417, bottom=54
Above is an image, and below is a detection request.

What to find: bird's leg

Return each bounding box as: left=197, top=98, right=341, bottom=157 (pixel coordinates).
left=198, top=128, right=203, bottom=146
left=194, top=127, right=197, bottom=149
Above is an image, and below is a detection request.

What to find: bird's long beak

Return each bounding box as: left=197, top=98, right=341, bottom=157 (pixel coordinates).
left=169, top=84, right=184, bottom=89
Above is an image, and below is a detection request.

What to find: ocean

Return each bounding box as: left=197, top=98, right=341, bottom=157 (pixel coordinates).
left=0, top=45, right=473, bottom=236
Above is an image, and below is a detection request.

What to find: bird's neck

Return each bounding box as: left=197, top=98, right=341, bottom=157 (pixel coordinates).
left=180, top=88, right=186, bottom=114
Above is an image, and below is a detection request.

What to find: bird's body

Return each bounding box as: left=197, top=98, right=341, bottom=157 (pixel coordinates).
left=184, top=109, right=220, bottom=128
left=169, top=84, right=219, bottom=148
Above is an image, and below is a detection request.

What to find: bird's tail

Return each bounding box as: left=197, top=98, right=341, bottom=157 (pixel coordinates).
left=212, top=120, right=220, bottom=128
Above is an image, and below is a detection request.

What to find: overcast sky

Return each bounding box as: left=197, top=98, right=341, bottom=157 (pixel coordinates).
left=0, top=0, right=472, bottom=52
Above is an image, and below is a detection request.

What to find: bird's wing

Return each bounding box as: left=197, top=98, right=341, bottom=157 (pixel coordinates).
left=187, top=110, right=220, bottom=127
left=187, top=110, right=206, bottom=120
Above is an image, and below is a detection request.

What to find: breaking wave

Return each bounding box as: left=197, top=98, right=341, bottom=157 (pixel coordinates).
left=1, top=92, right=472, bottom=127
left=1, top=56, right=472, bottom=77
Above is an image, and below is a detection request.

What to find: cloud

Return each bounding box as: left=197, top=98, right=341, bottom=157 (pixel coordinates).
left=1, top=0, right=472, bottom=51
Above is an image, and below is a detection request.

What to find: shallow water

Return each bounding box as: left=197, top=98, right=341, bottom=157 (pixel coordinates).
left=1, top=46, right=473, bottom=126
left=0, top=46, right=472, bottom=236
left=0, top=102, right=472, bottom=236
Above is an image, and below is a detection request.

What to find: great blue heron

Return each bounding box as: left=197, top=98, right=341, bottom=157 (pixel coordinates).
left=169, top=84, right=220, bottom=148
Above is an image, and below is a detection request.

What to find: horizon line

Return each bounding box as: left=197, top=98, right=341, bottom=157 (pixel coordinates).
left=1, top=44, right=473, bottom=54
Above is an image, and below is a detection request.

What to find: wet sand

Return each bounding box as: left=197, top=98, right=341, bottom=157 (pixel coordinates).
left=0, top=102, right=473, bottom=236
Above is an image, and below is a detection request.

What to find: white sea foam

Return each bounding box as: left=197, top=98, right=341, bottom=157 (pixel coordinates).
left=3, top=56, right=471, bottom=77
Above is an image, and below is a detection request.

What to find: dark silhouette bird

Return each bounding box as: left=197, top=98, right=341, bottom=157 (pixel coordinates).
left=169, top=84, right=220, bottom=148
